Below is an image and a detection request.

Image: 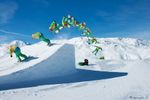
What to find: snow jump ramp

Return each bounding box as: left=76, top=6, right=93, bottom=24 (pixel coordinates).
left=0, top=44, right=127, bottom=90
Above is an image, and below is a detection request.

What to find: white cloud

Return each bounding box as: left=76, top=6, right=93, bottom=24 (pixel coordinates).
left=0, top=1, right=18, bottom=24
left=0, top=29, right=30, bottom=38
left=0, top=29, right=31, bottom=43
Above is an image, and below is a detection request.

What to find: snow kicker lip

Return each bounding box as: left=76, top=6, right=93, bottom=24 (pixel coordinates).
left=0, top=44, right=127, bottom=90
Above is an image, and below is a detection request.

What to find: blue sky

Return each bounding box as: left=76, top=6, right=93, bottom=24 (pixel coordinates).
left=0, top=0, right=150, bottom=43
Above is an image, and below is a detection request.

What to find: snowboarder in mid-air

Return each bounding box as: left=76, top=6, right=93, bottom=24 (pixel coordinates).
left=49, top=21, right=62, bottom=33
left=32, top=32, right=51, bottom=46
left=62, top=16, right=69, bottom=27
left=78, top=22, right=86, bottom=30
left=82, top=27, right=91, bottom=36
left=92, top=46, right=102, bottom=55
left=91, top=38, right=99, bottom=44
left=9, top=45, right=27, bottom=62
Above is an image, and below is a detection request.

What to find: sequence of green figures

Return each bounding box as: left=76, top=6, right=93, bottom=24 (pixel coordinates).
left=33, top=15, right=104, bottom=59
left=49, top=15, right=104, bottom=59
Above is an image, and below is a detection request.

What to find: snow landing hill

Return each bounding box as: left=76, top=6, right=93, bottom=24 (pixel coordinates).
left=0, top=37, right=150, bottom=100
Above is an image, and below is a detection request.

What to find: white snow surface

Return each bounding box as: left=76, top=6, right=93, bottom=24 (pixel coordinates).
left=0, top=37, right=150, bottom=100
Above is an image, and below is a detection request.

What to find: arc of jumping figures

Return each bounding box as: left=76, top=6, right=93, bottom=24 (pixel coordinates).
left=49, top=15, right=104, bottom=59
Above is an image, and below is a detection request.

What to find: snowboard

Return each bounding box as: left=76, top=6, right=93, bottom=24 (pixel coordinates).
left=15, top=56, right=38, bottom=64
left=48, top=43, right=56, bottom=47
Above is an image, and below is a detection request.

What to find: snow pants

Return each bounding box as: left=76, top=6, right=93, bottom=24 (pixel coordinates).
left=39, top=35, right=50, bottom=45
left=92, top=49, right=99, bottom=55
left=14, top=47, right=27, bottom=62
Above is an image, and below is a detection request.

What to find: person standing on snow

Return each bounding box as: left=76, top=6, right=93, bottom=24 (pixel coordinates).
left=9, top=45, right=27, bottom=62
left=32, top=32, right=51, bottom=45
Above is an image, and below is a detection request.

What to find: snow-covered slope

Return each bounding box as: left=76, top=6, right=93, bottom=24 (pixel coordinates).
left=68, top=37, right=150, bottom=60
left=1, top=60, right=149, bottom=100
left=0, top=37, right=150, bottom=100
left=97, top=38, right=150, bottom=60
left=0, top=40, right=66, bottom=76
left=0, top=44, right=77, bottom=90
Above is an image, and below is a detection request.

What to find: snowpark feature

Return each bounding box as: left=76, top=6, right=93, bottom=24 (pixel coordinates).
left=0, top=40, right=127, bottom=90
left=0, top=40, right=64, bottom=76
left=0, top=37, right=150, bottom=100
left=0, top=44, right=77, bottom=90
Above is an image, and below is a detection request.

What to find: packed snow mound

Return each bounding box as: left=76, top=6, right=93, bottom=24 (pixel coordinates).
left=69, top=37, right=150, bottom=60
left=0, top=44, right=77, bottom=90
left=0, top=37, right=149, bottom=76
left=0, top=37, right=150, bottom=99
left=0, top=41, right=64, bottom=76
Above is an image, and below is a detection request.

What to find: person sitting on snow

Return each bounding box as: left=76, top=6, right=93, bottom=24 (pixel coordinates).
left=78, top=59, right=89, bottom=66
left=9, top=45, right=27, bottom=62
left=32, top=32, right=51, bottom=45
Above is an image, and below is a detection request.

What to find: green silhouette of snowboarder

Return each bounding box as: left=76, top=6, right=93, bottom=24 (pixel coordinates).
left=9, top=45, right=27, bottom=62
left=91, top=38, right=99, bottom=44
left=92, top=46, right=102, bottom=55
left=49, top=21, right=62, bottom=33
left=32, top=32, right=51, bottom=45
